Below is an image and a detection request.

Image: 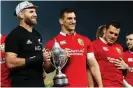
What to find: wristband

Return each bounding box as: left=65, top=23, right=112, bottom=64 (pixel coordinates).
left=25, top=55, right=43, bottom=67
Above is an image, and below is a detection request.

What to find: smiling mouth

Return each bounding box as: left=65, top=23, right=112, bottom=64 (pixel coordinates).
left=109, top=38, right=114, bottom=42
left=128, top=44, right=132, bottom=46
left=32, top=18, right=37, bottom=20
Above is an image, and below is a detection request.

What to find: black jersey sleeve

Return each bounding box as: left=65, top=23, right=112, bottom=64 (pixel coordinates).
left=5, top=32, right=19, bottom=55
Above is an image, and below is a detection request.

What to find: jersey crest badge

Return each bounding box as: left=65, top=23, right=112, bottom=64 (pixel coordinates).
left=77, top=38, right=84, bottom=46
left=116, top=47, right=122, bottom=54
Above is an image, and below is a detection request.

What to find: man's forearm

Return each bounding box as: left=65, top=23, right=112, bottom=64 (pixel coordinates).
left=6, top=57, right=25, bottom=68
left=87, top=69, right=94, bottom=87
left=6, top=53, right=43, bottom=68
left=123, top=79, right=133, bottom=87
left=90, top=64, right=103, bottom=87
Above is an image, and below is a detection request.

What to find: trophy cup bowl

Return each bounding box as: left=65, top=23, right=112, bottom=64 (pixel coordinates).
left=51, top=40, right=69, bottom=87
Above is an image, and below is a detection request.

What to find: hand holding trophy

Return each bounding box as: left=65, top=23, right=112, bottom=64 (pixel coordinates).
left=51, top=39, right=69, bottom=87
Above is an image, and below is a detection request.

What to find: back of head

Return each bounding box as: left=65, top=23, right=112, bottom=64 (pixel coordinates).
left=96, top=25, right=106, bottom=39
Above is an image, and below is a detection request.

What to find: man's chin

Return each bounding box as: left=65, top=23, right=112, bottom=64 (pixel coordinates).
left=32, top=21, right=37, bottom=25
left=108, top=41, right=114, bottom=45
left=128, top=46, right=132, bottom=50
left=68, top=28, right=75, bottom=31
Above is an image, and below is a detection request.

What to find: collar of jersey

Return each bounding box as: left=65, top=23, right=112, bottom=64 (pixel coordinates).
left=99, top=37, right=107, bottom=44
left=60, top=31, right=76, bottom=36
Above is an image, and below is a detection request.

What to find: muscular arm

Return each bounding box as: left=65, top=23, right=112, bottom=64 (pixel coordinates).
left=5, top=52, right=25, bottom=68
left=87, top=53, right=103, bottom=87
left=6, top=51, right=43, bottom=69
left=87, top=68, right=94, bottom=87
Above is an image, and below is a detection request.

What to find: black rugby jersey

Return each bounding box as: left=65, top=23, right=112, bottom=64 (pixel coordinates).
left=5, top=26, right=44, bottom=87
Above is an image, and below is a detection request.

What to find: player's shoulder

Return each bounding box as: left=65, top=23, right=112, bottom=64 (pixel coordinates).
left=92, top=39, right=100, bottom=44
left=1, top=34, right=6, bottom=39
left=33, top=28, right=41, bottom=37
left=45, top=34, right=60, bottom=50
left=7, top=26, right=21, bottom=37
left=124, top=50, right=130, bottom=54
left=45, top=34, right=59, bottom=45
left=76, top=33, right=91, bottom=41
left=114, top=43, right=123, bottom=48
left=6, top=26, right=20, bottom=40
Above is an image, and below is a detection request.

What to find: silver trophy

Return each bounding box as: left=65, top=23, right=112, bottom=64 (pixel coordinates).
left=51, top=39, right=69, bottom=87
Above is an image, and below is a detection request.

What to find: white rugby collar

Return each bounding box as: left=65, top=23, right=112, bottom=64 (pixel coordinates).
left=99, top=37, right=107, bottom=44
left=60, top=31, right=76, bottom=36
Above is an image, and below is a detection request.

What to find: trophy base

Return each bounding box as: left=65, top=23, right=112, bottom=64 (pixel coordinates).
left=53, top=76, right=69, bottom=87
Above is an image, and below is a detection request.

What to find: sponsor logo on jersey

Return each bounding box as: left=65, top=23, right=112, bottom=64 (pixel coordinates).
left=60, top=40, right=67, bottom=45
left=102, top=46, right=109, bottom=51
left=128, top=58, right=133, bottom=62
left=77, top=38, right=84, bottom=46
left=107, top=57, right=117, bottom=63
left=116, top=47, right=122, bottom=54
left=0, top=43, right=5, bottom=52
left=26, top=39, right=32, bottom=44
left=71, top=49, right=84, bottom=56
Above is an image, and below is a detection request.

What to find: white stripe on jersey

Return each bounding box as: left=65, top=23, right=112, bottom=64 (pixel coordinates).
left=87, top=52, right=95, bottom=60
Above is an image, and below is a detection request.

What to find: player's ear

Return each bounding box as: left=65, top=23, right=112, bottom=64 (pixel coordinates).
left=18, top=11, right=25, bottom=19
left=59, top=18, right=63, bottom=25
left=103, top=28, right=107, bottom=34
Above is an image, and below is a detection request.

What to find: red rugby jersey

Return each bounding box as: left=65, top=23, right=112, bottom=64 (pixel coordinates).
left=92, top=38, right=123, bottom=87
left=123, top=51, right=133, bottom=86
left=45, top=32, right=93, bottom=87
left=0, top=34, right=11, bottom=87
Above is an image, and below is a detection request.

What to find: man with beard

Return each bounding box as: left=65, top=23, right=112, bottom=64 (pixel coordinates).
left=5, top=1, right=47, bottom=87
left=93, top=24, right=131, bottom=87
left=122, top=32, right=133, bottom=87
left=44, top=8, right=103, bottom=87
left=92, top=20, right=125, bottom=87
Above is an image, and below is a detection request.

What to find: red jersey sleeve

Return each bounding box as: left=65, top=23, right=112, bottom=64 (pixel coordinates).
left=84, top=36, right=93, bottom=53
